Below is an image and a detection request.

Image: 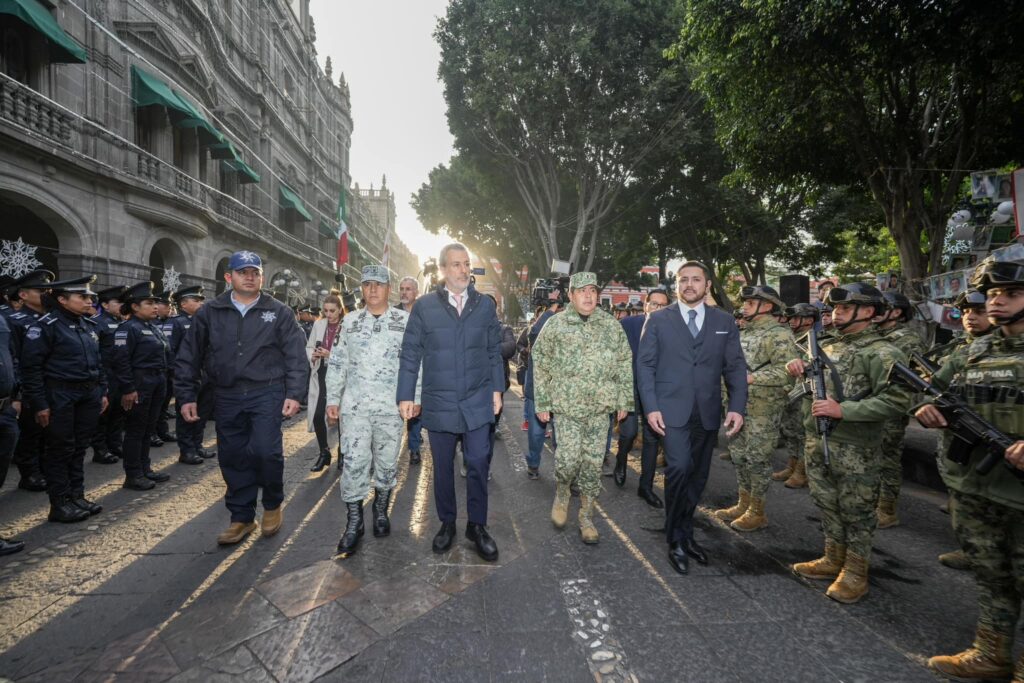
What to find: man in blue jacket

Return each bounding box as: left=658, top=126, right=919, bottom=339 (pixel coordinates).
left=176, top=251, right=308, bottom=546
left=397, top=243, right=504, bottom=561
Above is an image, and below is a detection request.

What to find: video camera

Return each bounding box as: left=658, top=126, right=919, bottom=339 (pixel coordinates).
left=530, top=259, right=573, bottom=308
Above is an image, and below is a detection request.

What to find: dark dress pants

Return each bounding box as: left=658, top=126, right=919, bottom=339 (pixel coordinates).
left=616, top=411, right=659, bottom=492
left=214, top=385, right=285, bottom=523
left=429, top=425, right=491, bottom=526
left=41, top=384, right=102, bottom=501
left=122, top=372, right=166, bottom=479
left=91, top=383, right=124, bottom=454
left=312, top=364, right=330, bottom=450
left=662, top=408, right=717, bottom=545
left=175, top=383, right=210, bottom=455
left=12, top=408, right=44, bottom=478
left=0, top=405, right=20, bottom=489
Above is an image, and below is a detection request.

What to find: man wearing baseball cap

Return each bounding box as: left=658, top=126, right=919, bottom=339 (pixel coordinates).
left=175, top=251, right=308, bottom=545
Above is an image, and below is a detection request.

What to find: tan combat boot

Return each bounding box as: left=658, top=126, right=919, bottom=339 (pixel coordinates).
left=938, top=549, right=971, bottom=570
left=578, top=496, right=599, bottom=545
left=792, top=539, right=846, bottom=580
left=731, top=496, right=768, bottom=532
left=712, top=489, right=750, bottom=522
left=772, top=456, right=797, bottom=481
left=217, top=521, right=257, bottom=545
left=261, top=506, right=283, bottom=537
left=927, top=626, right=1014, bottom=680
left=876, top=496, right=900, bottom=529
left=826, top=552, right=869, bottom=604
left=551, top=483, right=570, bottom=529
left=784, top=459, right=808, bottom=488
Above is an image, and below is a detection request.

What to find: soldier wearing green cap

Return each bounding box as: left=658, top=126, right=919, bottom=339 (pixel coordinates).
left=532, top=271, right=633, bottom=544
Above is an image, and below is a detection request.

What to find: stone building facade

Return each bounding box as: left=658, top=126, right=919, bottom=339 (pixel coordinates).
left=0, top=0, right=412, bottom=305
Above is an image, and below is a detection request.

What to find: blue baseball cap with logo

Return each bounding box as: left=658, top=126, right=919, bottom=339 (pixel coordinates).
left=228, top=250, right=263, bottom=272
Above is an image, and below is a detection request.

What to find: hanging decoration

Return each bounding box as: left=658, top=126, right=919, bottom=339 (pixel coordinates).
left=161, top=266, right=182, bottom=294
left=0, top=238, right=43, bottom=278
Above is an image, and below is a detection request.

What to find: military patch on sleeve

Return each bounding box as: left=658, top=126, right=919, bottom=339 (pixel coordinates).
left=25, top=326, right=41, bottom=340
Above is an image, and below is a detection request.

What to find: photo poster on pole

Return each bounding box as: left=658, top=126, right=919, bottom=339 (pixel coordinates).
left=876, top=272, right=899, bottom=292
left=1013, top=167, right=1024, bottom=238
left=972, top=171, right=1012, bottom=201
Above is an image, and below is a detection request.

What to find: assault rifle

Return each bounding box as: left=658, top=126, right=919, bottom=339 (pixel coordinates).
left=746, top=359, right=770, bottom=374
left=887, top=362, right=1024, bottom=479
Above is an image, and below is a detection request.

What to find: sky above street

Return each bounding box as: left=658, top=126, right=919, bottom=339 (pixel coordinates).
left=310, top=1, right=455, bottom=266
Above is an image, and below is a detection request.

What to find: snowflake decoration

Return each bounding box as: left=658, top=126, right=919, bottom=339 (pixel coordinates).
left=0, top=237, right=42, bottom=278
left=161, top=266, right=181, bottom=294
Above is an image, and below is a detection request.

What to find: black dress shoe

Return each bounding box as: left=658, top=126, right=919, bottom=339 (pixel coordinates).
left=409, top=451, right=421, bottom=465
left=466, top=522, right=499, bottom=562
left=92, top=450, right=119, bottom=464
left=0, top=537, right=25, bottom=555
left=18, top=473, right=47, bottom=492
left=432, top=521, right=456, bottom=553
left=668, top=542, right=689, bottom=575
left=48, top=497, right=90, bottom=523
left=638, top=488, right=664, bottom=509
left=145, top=471, right=170, bottom=483
left=149, top=435, right=164, bottom=448
left=613, top=457, right=627, bottom=488
left=197, top=447, right=217, bottom=459
left=311, top=447, right=332, bottom=472
left=684, top=539, right=708, bottom=565
left=72, top=496, right=102, bottom=516
left=178, top=451, right=204, bottom=465
left=123, top=476, right=155, bottom=491
left=159, top=432, right=177, bottom=443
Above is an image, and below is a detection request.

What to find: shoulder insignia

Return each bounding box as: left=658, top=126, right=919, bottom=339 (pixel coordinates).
left=25, top=326, right=41, bottom=340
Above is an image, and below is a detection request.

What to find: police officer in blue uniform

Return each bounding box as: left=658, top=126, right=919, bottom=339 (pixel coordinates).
left=90, top=285, right=127, bottom=465
left=113, top=282, right=172, bottom=491
left=176, top=251, right=308, bottom=545
left=6, top=269, right=54, bottom=493
left=0, top=312, right=24, bottom=552
left=20, top=276, right=108, bottom=523
left=152, top=292, right=177, bottom=447
left=167, top=286, right=207, bottom=465
left=0, top=275, right=17, bottom=320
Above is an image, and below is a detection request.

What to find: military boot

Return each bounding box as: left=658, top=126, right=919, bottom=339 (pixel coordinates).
left=578, top=496, right=599, bottom=545
left=551, top=483, right=570, bottom=529
left=792, top=539, right=846, bottom=580
left=876, top=496, right=900, bottom=529
left=311, top=447, right=332, bottom=473
left=336, top=501, right=364, bottom=558
left=938, top=549, right=971, bottom=570
left=784, top=459, right=808, bottom=488
left=730, top=495, right=767, bottom=532
left=372, top=488, right=391, bottom=537
left=927, top=626, right=1014, bottom=680
left=48, top=496, right=90, bottom=523
left=712, top=489, right=749, bottom=522
left=771, top=456, right=797, bottom=481
left=826, top=551, right=869, bottom=604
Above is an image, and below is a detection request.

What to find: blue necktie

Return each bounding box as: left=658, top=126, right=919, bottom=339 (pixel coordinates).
left=687, top=309, right=699, bottom=337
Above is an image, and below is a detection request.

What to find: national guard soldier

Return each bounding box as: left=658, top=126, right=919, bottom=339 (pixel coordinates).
left=713, top=286, right=794, bottom=531
left=167, top=287, right=208, bottom=465
left=7, top=270, right=54, bottom=493
left=918, top=256, right=1024, bottom=682
left=175, top=251, right=308, bottom=546
left=152, top=293, right=176, bottom=447
left=20, top=276, right=108, bottom=523
left=532, top=272, right=633, bottom=545
left=113, top=282, right=172, bottom=491
left=326, top=265, right=410, bottom=558
left=90, top=285, right=127, bottom=465
left=772, top=303, right=818, bottom=488
left=874, top=290, right=925, bottom=529
left=786, top=283, right=911, bottom=604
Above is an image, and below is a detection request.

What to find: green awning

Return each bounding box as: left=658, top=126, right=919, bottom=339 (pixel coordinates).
left=318, top=219, right=338, bottom=239
left=208, top=141, right=238, bottom=160
left=131, top=65, right=222, bottom=144
left=222, top=159, right=260, bottom=184
left=0, top=0, right=87, bottom=64
left=279, top=185, right=312, bottom=222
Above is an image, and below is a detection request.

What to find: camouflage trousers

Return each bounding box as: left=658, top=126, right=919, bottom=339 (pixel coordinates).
left=878, top=416, right=908, bottom=501
left=553, top=413, right=608, bottom=498
left=778, top=405, right=804, bottom=460
left=951, top=489, right=1024, bottom=635
left=731, top=411, right=783, bottom=497
left=805, top=438, right=881, bottom=560
left=339, top=413, right=404, bottom=503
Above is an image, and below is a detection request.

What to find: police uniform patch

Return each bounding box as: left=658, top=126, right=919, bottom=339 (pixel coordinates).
left=141, top=330, right=153, bottom=336
left=108, top=323, right=118, bottom=329
left=25, top=327, right=41, bottom=340
left=262, top=311, right=277, bottom=323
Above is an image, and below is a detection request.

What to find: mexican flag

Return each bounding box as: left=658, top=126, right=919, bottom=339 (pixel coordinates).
left=336, top=190, right=349, bottom=268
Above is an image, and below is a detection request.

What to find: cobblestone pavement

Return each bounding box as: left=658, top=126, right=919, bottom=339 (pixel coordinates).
left=0, top=391, right=1007, bottom=682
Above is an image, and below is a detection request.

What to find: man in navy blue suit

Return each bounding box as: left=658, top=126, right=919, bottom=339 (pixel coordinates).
left=637, top=261, right=747, bottom=575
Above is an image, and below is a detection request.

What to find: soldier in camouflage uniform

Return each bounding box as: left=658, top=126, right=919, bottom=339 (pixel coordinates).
left=713, top=286, right=793, bottom=531
left=325, top=265, right=412, bottom=558
left=786, top=283, right=911, bottom=604
left=875, top=291, right=926, bottom=528
left=773, top=303, right=818, bottom=487
left=919, top=256, right=1024, bottom=682
left=532, top=272, right=633, bottom=545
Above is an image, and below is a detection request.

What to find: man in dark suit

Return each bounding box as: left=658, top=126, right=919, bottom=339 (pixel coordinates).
left=397, top=243, right=504, bottom=562
left=637, top=261, right=747, bottom=575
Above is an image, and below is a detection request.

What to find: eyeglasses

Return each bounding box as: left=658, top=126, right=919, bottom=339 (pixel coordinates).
left=647, top=302, right=667, bottom=310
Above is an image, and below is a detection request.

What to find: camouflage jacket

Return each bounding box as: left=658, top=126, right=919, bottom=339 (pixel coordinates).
left=532, top=304, right=633, bottom=418
left=882, top=324, right=925, bottom=359
left=740, top=316, right=794, bottom=414
left=931, top=329, right=1024, bottom=510
left=800, top=324, right=911, bottom=447
left=324, top=307, right=414, bottom=417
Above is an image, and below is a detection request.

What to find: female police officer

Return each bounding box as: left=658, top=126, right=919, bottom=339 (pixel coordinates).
left=20, top=276, right=108, bottom=523
left=112, top=282, right=171, bottom=491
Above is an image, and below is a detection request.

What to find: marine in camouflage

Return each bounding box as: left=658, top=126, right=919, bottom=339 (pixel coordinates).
left=878, top=325, right=926, bottom=502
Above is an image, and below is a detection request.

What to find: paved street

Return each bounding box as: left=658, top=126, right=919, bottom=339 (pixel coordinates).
left=0, top=390, right=999, bottom=682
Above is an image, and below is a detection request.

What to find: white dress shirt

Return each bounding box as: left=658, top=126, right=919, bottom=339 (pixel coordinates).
left=678, top=301, right=705, bottom=333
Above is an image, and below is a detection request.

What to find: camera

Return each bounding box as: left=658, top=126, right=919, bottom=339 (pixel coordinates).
left=531, top=276, right=570, bottom=308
